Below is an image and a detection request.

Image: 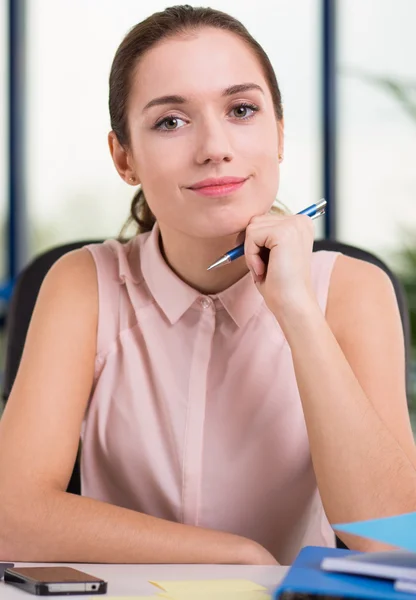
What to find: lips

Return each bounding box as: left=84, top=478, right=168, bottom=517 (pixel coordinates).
left=188, top=176, right=247, bottom=190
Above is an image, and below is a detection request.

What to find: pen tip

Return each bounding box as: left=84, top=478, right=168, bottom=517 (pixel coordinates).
left=207, top=255, right=230, bottom=271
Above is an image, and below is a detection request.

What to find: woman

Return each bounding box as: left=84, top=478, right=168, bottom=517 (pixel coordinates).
left=0, top=5, right=415, bottom=566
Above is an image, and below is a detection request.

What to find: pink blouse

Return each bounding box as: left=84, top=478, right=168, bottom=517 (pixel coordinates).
left=81, top=223, right=339, bottom=564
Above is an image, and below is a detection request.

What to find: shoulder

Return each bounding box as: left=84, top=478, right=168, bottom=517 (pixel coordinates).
left=326, top=253, right=400, bottom=338
left=20, top=248, right=100, bottom=386
left=46, top=247, right=97, bottom=289
left=37, top=248, right=98, bottom=319
left=328, top=253, right=396, bottom=310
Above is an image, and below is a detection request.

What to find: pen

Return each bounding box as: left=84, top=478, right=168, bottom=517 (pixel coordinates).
left=207, top=198, right=327, bottom=270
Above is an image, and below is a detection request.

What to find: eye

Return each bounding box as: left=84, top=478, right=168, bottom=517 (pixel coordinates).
left=230, top=102, right=260, bottom=120
left=153, top=115, right=187, bottom=132
left=152, top=102, right=260, bottom=132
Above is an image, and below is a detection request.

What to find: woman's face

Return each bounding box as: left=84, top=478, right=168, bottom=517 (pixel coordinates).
left=124, top=27, right=283, bottom=239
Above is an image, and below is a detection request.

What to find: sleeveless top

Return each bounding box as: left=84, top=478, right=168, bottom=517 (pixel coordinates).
left=81, top=223, right=340, bottom=564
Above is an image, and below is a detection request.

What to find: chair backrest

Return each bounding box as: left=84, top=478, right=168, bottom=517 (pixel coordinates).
left=1, top=238, right=411, bottom=498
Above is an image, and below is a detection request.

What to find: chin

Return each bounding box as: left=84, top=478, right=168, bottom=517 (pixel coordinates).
left=174, top=201, right=271, bottom=240
left=191, top=218, right=249, bottom=240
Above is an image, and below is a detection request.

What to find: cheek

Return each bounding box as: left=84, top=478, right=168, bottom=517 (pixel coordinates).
left=254, top=147, right=281, bottom=202
left=131, top=120, right=184, bottom=176
left=132, top=139, right=184, bottom=207
left=136, top=140, right=181, bottom=183
left=247, top=123, right=280, bottom=182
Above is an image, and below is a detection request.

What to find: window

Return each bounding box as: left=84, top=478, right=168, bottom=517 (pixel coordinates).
left=337, top=0, right=416, bottom=262
left=336, top=0, right=416, bottom=418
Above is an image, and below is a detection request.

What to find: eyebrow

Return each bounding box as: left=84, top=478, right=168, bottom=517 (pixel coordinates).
left=142, top=83, right=264, bottom=113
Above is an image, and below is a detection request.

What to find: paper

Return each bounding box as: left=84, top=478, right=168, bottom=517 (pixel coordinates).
left=395, top=579, right=416, bottom=594
left=149, top=579, right=267, bottom=594
left=159, top=592, right=270, bottom=600
left=89, top=595, right=270, bottom=600
left=334, top=511, right=416, bottom=551
left=90, top=580, right=270, bottom=600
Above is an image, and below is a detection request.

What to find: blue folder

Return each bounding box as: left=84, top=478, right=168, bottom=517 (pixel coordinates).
left=334, top=512, right=416, bottom=552
left=273, top=546, right=416, bottom=599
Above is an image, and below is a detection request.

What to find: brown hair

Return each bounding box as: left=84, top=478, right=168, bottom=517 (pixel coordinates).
left=109, top=4, right=285, bottom=238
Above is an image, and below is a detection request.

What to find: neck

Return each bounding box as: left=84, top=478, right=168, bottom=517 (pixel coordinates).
left=157, top=223, right=250, bottom=295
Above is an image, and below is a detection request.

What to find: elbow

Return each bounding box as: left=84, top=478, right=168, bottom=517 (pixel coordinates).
left=0, top=491, right=19, bottom=560
left=0, top=487, right=43, bottom=560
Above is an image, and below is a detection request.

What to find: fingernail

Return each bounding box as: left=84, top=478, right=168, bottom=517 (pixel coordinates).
left=250, top=268, right=260, bottom=283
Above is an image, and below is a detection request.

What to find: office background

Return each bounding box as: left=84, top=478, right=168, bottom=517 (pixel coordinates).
left=0, top=0, right=415, bottom=420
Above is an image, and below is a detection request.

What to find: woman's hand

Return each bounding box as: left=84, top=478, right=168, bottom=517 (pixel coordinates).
left=244, top=213, right=317, bottom=319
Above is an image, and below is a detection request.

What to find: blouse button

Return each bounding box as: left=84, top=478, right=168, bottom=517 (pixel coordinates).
left=199, top=297, right=212, bottom=309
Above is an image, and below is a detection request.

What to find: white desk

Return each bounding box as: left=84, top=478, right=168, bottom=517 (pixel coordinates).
left=1, top=563, right=288, bottom=599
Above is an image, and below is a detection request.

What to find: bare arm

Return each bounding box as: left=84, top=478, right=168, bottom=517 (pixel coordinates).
left=0, top=249, right=275, bottom=564
left=276, top=255, right=416, bottom=551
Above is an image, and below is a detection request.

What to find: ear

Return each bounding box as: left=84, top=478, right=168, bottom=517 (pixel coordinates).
left=277, top=119, right=284, bottom=162
left=108, top=131, right=141, bottom=186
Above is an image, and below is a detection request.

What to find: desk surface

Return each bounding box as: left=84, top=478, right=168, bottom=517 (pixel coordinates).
left=1, top=563, right=288, bottom=599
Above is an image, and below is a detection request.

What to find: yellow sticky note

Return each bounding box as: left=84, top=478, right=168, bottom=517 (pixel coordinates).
left=149, top=579, right=267, bottom=593
left=159, top=592, right=270, bottom=600
left=94, top=597, right=159, bottom=600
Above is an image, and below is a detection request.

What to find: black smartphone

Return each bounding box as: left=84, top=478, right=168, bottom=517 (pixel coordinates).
left=0, top=562, right=14, bottom=579
left=4, top=566, right=107, bottom=596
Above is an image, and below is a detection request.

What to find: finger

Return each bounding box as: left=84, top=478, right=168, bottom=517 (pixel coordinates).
left=244, top=223, right=280, bottom=278
left=249, top=213, right=287, bottom=227
left=236, top=229, right=246, bottom=246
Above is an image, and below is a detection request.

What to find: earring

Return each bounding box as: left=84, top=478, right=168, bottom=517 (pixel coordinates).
left=278, top=154, right=283, bottom=161
left=129, top=176, right=136, bottom=183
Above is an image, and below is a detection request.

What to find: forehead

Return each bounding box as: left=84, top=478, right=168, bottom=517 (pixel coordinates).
left=131, top=28, right=265, bottom=105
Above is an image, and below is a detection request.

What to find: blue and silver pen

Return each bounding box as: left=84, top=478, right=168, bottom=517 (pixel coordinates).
left=207, top=198, right=327, bottom=271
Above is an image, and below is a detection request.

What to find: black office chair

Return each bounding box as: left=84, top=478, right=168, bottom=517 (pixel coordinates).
left=1, top=238, right=411, bottom=542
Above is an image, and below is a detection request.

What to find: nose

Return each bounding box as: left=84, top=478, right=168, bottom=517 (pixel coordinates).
left=194, top=117, right=234, bottom=165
